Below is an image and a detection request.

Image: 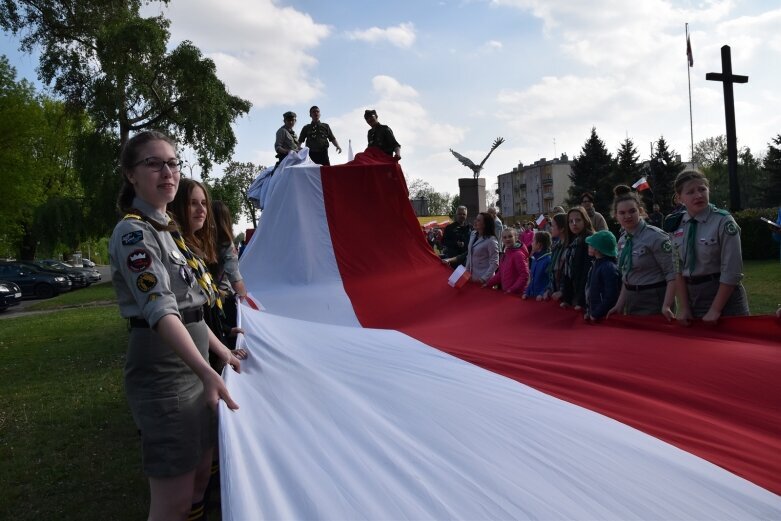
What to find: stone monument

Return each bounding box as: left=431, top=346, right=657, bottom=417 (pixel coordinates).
left=450, top=137, right=505, bottom=223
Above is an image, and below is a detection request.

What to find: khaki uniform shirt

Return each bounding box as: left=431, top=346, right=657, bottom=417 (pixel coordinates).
left=618, top=220, right=675, bottom=285
left=670, top=205, right=743, bottom=285
left=110, top=197, right=207, bottom=327
left=275, top=125, right=299, bottom=156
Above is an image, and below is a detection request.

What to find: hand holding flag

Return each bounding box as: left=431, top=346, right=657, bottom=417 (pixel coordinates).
left=535, top=214, right=547, bottom=229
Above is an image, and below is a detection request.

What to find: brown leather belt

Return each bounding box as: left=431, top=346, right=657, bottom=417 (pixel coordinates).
left=129, top=307, right=204, bottom=328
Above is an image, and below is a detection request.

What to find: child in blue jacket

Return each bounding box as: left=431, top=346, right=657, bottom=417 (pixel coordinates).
left=524, top=231, right=552, bottom=300
left=584, top=230, right=620, bottom=321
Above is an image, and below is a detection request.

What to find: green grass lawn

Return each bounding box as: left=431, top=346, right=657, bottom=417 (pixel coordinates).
left=743, top=259, right=780, bottom=315
left=26, top=282, right=117, bottom=312
left=0, top=261, right=776, bottom=520
left=0, top=306, right=148, bottom=520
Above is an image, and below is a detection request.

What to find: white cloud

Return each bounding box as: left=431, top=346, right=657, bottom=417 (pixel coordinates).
left=345, top=22, right=416, bottom=49
left=149, top=0, right=330, bottom=107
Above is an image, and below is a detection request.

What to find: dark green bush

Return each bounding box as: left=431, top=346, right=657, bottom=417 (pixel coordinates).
left=734, top=208, right=780, bottom=260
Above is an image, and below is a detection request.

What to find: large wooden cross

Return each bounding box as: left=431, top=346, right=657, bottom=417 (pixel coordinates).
left=706, top=45, right=748, bottom=212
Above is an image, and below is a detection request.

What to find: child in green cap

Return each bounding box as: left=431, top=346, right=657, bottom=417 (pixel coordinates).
left=584, top=229, right=620, bottom=321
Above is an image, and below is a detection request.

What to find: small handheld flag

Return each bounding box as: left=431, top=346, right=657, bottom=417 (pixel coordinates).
left=632, top=177, right=651, bottom=192
left=535, top=214, right=547, bottom=228
left=448, top=264, right=471, bottom=289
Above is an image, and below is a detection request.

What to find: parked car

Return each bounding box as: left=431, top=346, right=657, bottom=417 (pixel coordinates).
left=17, top=260, right=88, bottom=289
left=0, top=280, right=22, bottom=311
left=81, top=258, right=96, bottom=268
left=0, top=261, right=72, bottom=298
left=38, top=260, right=100, bottom=286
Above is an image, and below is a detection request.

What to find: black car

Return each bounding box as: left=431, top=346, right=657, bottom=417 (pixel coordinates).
left=0, top=261, right=72, bottom=298
left=21, top=260, right=87, bottom=288
left=39, top=260, right=100, bottom=286
left=0, top=280, right=22, bottom=311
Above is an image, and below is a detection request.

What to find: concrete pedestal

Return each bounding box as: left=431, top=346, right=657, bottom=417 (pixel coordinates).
left=458, top=178, right=486, bottom=224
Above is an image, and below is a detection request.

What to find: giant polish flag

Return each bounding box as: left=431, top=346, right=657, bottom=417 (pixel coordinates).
left=222, top=148, right=781, bottom=520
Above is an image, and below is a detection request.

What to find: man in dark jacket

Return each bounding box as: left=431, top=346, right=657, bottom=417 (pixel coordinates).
left=441, top=206, right=472, bottom=267
left=364, top=109, right=401, bottom=159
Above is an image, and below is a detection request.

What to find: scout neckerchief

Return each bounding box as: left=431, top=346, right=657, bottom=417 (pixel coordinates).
left=124, top=210, right=223, bottom=312
left=684, top=204, right=729, bottom=274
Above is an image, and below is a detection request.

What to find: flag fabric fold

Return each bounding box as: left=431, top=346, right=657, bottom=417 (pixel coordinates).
left=225, top=148, right=781, bottom=520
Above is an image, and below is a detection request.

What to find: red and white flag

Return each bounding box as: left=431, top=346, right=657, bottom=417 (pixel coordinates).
left=687, top=34, right=694, bottom=67
left=632, top=176, right=651, bottom=191
left=226, top=147, right=781, bottom=520
left=535, top=213, right=547, bottom=228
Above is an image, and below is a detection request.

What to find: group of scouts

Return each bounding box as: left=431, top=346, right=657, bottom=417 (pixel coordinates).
left=441, top=171, right=751, bottom=324
left=274, top=106, right=401, bottom=165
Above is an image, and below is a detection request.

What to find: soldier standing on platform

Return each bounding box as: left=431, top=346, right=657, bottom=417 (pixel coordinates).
left=299, top=106, right=342, bottom=166
left=274, top=111, right=300, bottom=162
left=364, top=109, right=401, bottom=160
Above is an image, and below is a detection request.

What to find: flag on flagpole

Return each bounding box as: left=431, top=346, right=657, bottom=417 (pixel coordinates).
left=632, top=176, right=651, bottom=191
left=348, top=139, right=354, bottom=161
left=535, top=213, right=547, bottom=228
left=686, top=35, right=693, bottom=67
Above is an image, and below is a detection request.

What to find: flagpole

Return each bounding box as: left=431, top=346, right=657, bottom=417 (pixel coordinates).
left=686, top=23, right=695, bottom=162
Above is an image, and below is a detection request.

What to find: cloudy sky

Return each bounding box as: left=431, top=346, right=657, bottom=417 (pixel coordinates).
left=3, top=0, right=780, bottom=203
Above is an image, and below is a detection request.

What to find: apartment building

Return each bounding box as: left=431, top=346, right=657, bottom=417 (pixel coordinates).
left=497, top=154, right=572, bottom=217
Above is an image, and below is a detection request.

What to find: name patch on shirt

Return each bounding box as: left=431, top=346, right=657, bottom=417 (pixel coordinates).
left=127, top=249, right=152, bottom=272
left=136, top=272, right=158, bottom=292
left=121, top=230, right=143, bottom=245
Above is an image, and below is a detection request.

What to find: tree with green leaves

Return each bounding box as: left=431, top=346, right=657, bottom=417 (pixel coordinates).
left=1, top=0, right=252, bottom=250
left=407, top=178, right=453, bottom=216
left=567, top=127, right=614, bottom=211
left=649, top=136, right=685, bottom=215
left=205, top=161, right=263, bottom=228
left=692, top=135, right=766, bottom=209
left=1, top=0, right=251, bottom=168
left=0, top=56, right=88, bottom=258
left=612, top=137, right=642, bottom=187
left=762, top=134, right=781, bottom=208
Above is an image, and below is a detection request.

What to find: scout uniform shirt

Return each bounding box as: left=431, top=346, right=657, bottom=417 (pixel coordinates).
left=110, top=197, right=207, bottom=327
left=670, top=204, right=744, bottom=285
left=617, top=220, right=675, bottom=286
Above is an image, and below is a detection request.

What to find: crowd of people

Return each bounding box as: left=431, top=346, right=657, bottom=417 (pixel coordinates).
left=110, top=131, right=249, bottom=520
left=108, top=128, right=774, bottom=520
left=439, top=172, right=755, bottom=325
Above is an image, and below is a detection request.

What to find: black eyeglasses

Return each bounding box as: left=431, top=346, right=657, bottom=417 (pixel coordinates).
left=133, top=157, right=182, bottom=172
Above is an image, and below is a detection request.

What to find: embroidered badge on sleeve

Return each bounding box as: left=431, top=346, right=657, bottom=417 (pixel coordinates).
left=136, top=272, right=158, bottom=292
left=121, top=230, right=143, bottom=245
left=127, top=249, right=152, bottom=272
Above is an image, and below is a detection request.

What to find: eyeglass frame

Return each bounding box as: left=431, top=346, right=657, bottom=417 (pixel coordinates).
left=131, top=156, right=182, bottom=172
